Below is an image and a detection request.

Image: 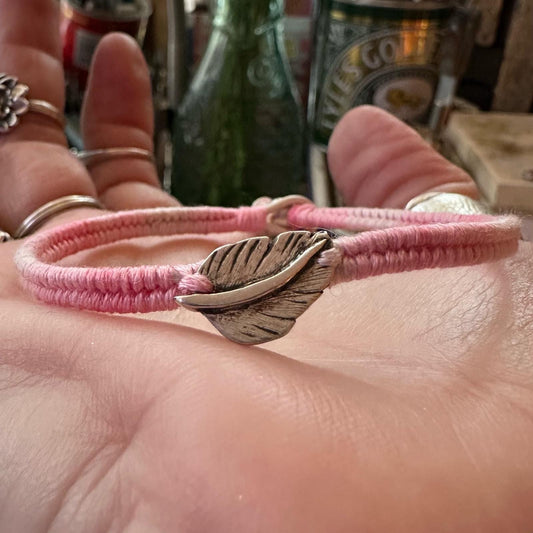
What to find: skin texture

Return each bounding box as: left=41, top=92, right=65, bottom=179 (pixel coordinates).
left=1, top=1, right=533, bottom=531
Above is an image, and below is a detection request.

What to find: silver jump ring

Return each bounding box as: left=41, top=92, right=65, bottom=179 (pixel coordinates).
left=405, top=192, right=489, bottom=215
left=0, top=73, right=65, bottom=133
left=72, top=147, right=155, bottom=169
left=14, top=195, right=104, bottom=239
left=0, top=230, right=12, bottom=242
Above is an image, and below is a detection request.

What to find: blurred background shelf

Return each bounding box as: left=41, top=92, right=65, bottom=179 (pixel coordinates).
left=459, top=0, right=533, bottom=113
left=445, top=112, right=533, bottom=213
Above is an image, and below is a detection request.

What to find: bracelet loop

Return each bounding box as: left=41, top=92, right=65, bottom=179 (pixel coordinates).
left=264, top=194, right=312, bottom=235
left=14, top=196, right=521, bottom=344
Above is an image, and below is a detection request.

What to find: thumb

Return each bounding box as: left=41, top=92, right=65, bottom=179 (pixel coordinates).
left=327, top=106, right=478, bottom=208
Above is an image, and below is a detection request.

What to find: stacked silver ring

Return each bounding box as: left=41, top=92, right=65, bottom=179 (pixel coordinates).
left=405, top=192, right=489, bottom=215
left=72, top=147, right=155, bottom=169
left=3, top=144, right=155, bottom=240
left=0, top=73, right=157, bottom=241
left=13, top=195, right=104, bottom=239
left=0, top=73, right=65, bottom=133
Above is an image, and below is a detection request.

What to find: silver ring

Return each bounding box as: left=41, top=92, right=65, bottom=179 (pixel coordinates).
left=0, top=73, right=65, bottom=133
left=0, top=229, right=12, bottom=242
left=14, top=195, right=104, bottom=239
left=405, top=192, right=490, bottom=215
left=72, top=148, right=155, bottom=169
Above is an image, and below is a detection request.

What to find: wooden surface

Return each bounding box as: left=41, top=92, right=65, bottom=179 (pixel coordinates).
left=472, top=0, right=504, bottom=47
left=444, top=112, right=533, bottom=213
left=492, top=0, right=533, bottom=112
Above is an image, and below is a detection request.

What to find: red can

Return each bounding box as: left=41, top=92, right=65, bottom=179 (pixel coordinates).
left=60, top=0, right=152, bottom=108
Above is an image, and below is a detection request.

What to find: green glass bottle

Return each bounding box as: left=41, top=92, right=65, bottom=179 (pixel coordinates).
left=171, top=0, right=306, bottom=206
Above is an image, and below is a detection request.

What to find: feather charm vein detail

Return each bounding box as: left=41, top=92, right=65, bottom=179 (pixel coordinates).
left=176, top=231, right=334, bottom=344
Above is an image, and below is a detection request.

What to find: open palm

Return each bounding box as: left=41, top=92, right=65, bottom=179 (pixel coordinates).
left=1, top=2, right=532, bottom=531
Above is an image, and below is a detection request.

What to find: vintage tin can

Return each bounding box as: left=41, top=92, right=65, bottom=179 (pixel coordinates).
left=308, top=0, right=457, bottom=205
left=60, top=0, right=152, bottom=110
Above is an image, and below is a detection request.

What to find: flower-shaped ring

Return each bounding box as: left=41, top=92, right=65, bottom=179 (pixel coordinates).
left=0, top=74, right=65, bottom=133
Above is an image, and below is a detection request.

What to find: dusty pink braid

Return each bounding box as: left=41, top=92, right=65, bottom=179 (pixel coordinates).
left=14, top=200, right=520, bottom=314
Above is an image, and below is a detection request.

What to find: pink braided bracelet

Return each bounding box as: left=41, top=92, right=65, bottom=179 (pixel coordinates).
left=15, top=195, right=521, bottom=345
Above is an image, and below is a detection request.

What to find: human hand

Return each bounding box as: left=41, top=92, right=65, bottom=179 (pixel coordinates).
left=1, top=2, right=532, bottom=532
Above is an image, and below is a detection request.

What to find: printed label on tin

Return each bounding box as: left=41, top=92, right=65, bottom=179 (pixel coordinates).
left=73, top=27, right=102, bottom=70
left=313, top=14, right=444, bottom=144
left=373, top=77, right=434, bottom=120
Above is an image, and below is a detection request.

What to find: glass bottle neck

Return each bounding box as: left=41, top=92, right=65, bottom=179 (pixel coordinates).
left=212, top=0, right=284, bottom=36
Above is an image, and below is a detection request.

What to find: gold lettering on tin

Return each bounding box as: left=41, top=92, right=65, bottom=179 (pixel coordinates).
left=316, top=27, right=437, bottom=137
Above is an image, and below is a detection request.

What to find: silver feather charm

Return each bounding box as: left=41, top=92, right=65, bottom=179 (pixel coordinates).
left=176, top=231, right=334, bottom=344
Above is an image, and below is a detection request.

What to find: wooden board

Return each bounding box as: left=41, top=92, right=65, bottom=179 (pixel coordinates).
left=492, top=0, right=533, bottom=112
left=444, top=112, right=533, bottom=213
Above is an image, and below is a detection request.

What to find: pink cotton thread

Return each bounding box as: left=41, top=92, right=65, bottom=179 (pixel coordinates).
left=289, top=204, right=521, bottom=282
left=15, top=205, right=269, bottom=313
left=14, top=200, right=521, bottom=314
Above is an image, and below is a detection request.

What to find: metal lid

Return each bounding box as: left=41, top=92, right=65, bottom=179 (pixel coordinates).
left=64, top=0, right=153, bottom=20
left=339, top=0, right=455, bottom=9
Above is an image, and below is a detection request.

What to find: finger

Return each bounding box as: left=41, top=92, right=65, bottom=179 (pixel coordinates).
left=82, top=33, right=178, bottom=210
left=328, top=106, right=478, bottom=208
left=0, top=0, right=97, bottom=234
left=0, top=0, right=66, bottom=145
